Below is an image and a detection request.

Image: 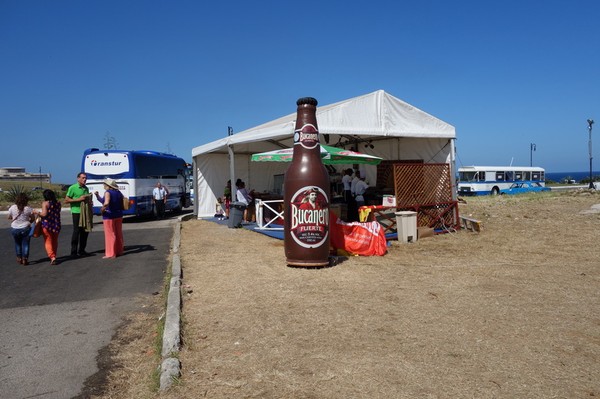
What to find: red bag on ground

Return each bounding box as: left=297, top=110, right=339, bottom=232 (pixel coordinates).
left=329, top=213, right=387, bottom=256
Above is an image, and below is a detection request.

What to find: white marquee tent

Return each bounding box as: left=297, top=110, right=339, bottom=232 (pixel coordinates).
left=191, top=90, right=456, bottom=217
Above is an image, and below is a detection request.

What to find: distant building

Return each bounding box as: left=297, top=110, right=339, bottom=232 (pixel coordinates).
left=0, top=167, right=51, bottom=183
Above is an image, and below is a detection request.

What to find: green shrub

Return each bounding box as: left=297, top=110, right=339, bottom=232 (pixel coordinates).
left=4, top=185, right=28, bottom=203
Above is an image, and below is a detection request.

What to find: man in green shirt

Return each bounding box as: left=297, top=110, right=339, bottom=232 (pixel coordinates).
left=65, top=172, right=91, bottom=258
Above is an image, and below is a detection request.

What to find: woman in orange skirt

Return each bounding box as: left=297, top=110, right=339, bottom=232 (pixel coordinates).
left=94, top=178, right=124, bottom=259
left=39, top=189, right=61, bottom=265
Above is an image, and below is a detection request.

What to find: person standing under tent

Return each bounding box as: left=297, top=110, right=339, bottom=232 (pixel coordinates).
left=341, top=168, right=353, bottom=203
left=348, top=169, right=362, bottom=221
left=223, top=180, right=232, bottom=219
left=354, top=172, right=370, bottom=208
left=235, top=179, right=255, bottom=222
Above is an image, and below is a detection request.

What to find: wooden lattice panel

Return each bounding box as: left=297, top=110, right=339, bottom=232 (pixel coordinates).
left=393, top=163, right=460, bottom=230
left=376, top=160, right=423, bottom=189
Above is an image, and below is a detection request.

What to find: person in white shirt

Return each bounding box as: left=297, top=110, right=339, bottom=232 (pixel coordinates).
left=354, top=172, right=370, bottom=208
left=341, top=168, right=354, bottom=203
left=350, top=170, right=359, bottom=197
left=8, top=193, right=36, bottom=265
left=235, top=180, right=255, bottom=222
left=152, top=182, right=169, bottom=219
left=235, top=180, right=251, bottom=205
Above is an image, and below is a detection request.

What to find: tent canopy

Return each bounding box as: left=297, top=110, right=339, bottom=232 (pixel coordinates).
left=192, top=89, right=455, bottom=158
left=191, top=90, right=456, bottom=217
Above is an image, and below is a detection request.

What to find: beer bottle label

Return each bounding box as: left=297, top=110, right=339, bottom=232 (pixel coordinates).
left=289, top=186, right=329, bottom=248
left=293, top=123, right=319, bottom=150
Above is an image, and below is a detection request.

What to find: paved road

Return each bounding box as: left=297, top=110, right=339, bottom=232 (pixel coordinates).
left=0, top=211, right=183, bottom=399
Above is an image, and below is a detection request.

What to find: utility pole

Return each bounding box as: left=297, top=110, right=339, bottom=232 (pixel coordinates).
left=587, top=119, right=594, bottom=189
left=530, top=143, right=536, bottom=167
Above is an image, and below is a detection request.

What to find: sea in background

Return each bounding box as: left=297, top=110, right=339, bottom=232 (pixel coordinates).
left=546, top=171, right=600, bottom=183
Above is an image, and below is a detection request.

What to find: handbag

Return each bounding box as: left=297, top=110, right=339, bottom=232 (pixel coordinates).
left=122, top=196, right=130, bottom=210
left=30, top=216, right=43, bottom=238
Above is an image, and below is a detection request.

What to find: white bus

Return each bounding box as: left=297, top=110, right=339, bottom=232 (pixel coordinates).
left=82, top=148, right=191, bottom=216
left=458, top=166, right=545, bottom=196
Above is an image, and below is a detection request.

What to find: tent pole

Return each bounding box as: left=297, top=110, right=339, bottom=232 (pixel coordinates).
left=192, top=157, right=198, bottom=217
left=450, top=138, right=457, bottom=201
left=228, top=144, right=236, bottom=204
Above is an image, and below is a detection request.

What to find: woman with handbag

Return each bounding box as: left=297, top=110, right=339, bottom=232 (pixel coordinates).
left=94, top=178, right=124, bottom=259
left=39, top=189, right=62, bottom=265
left=7, top=193, right=36, bottom=265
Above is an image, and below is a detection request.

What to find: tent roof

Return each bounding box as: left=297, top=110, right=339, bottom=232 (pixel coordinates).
left=192, top=89, right=455, bottom=157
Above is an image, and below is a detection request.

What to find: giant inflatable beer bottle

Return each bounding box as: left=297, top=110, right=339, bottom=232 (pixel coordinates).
left=284, top=97, right=330, bottom=267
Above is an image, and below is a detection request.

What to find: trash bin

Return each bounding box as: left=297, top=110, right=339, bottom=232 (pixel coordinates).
left=228, top=202, right=247, bottom=228
left=395, top=211, right=417, bottom=243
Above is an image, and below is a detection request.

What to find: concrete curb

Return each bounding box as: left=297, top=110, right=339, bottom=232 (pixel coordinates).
left=159, top=213, right=195, bottom=391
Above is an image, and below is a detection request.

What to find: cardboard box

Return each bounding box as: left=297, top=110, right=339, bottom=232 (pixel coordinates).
left=417, top=226, right=435, bottom=239
left=382, top=195, right=396, bottom=206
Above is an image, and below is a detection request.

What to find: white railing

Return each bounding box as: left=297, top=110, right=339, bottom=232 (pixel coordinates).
left=255, top=199, right=284, bottom=230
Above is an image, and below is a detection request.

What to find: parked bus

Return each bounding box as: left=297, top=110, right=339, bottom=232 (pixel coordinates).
left=458, top=166, right=545, bottom=196
left=82, top=148, right=191, bottom=216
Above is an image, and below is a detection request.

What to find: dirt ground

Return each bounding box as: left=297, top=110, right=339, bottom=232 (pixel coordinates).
left=96, top=190, right=600, bottom=398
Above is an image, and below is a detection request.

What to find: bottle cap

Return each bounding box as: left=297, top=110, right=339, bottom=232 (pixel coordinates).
left=296, top=97, right=318, bottom=106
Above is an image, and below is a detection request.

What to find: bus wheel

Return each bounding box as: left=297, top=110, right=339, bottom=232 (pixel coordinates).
left=491, top=187, right=499, bottom=195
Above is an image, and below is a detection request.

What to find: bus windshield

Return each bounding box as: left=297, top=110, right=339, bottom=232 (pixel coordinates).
left=458, top=171, right=478, bottom=182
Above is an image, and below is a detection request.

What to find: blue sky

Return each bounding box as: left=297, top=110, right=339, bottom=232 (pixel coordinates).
left=1, top=0, right=599, bottom=183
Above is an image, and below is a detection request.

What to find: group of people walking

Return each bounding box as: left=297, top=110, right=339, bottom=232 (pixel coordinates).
left=8, top=189, right=61, bottom=265
left=7, top=173, right=125, bottom=265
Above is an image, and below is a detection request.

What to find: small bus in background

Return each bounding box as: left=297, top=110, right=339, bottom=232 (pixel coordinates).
left=82, top=148, right=191, bottom=216
left=458, top=166, right=545, bottom=196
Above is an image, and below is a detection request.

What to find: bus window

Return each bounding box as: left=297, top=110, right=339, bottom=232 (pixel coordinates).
left=459, top=171, right=478, bottom=182
left=496, top=172, right=505, bottom=181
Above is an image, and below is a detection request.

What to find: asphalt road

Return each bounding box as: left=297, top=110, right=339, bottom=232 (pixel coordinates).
left=0, top=211, right=183, bottom=399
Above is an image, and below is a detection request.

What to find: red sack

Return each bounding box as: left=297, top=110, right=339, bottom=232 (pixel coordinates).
left=329, top=213, right=387, bottom=256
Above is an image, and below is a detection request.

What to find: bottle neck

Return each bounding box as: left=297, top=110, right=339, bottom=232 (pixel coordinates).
left=293, top=104, right=321, bottom=159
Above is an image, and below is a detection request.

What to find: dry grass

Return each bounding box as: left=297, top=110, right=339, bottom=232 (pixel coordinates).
left=98, top=190, right=600, bottom=398
left=88, top=294, right=164, bottom=399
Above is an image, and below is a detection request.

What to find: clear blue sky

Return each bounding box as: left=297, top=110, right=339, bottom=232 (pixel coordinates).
left=1, top=0, right=598, bottom=183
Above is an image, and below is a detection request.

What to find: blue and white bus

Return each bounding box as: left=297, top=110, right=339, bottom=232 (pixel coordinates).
left=458, top=166, right=546, bottom=196
left=82, top=148, right=191, bottom=216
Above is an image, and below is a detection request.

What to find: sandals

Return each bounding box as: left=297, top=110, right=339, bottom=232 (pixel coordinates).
left=50, top=259, right=57, bottom=265
left=16, top=257, right=22, bottom=264
left=21, top=258, right=28, bottom=266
